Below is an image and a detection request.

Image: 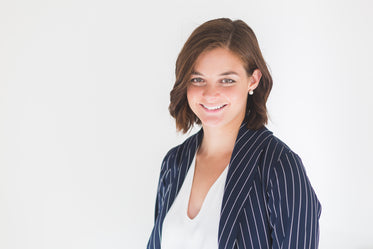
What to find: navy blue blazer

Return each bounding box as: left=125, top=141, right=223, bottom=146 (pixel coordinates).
left=147, top=123, right=321, bottom=249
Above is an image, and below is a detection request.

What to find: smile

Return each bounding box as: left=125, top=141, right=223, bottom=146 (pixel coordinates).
left=201, top=104, right=227, bottom=111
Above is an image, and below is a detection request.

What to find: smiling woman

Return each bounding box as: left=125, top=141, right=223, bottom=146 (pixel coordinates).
left=169, top=18, right=273, bottom=134
left=147, top=18, right=321, bottom=249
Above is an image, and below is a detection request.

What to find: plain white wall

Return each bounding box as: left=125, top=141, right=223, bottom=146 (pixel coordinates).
left=1, top=0, right=372, bottom=248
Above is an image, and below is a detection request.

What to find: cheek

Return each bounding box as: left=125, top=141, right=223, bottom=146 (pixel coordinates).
left=187, top=86, right=199, bottom=103
left=223, top=88, right=248, bottom=102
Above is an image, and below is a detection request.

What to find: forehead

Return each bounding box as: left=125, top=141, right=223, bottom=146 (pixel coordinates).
left=193, top=47, right=247, bottom=75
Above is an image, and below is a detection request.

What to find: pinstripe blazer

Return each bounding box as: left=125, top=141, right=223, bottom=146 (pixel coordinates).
left=147, top=122, right=321, bottom=249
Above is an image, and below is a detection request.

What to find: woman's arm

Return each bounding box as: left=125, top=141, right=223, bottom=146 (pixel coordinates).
left=267, top=151, right=321, bottom=249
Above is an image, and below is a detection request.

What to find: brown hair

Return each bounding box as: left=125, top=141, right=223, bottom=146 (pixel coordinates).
left=169, top=18, right=273, bottom=133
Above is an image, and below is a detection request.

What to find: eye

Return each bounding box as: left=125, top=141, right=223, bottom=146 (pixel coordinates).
left=190, top=77, right=205, bottom=85
left=221, top=78, right=236, bottom=84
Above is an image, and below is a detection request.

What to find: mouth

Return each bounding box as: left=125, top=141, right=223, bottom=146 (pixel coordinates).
left=200, top=103, right=227, bottom=111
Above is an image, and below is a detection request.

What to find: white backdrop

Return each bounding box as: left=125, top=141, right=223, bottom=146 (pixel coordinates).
left=1, top=0, right=372, bottom=248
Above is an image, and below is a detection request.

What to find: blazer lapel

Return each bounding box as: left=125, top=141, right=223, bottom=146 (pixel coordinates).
left=218, top=123, right=273, bottom=248
left=164, top=128, right=204, bottom=214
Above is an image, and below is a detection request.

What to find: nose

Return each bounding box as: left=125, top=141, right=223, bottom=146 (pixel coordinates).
left=202, top=84, right=219, bottom=101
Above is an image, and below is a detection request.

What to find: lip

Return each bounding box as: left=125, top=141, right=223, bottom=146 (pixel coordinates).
left=200, top=103, right=227, bottom=112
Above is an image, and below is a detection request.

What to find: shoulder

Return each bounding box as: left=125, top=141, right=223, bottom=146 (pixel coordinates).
left=237, top=126, right=293, bottom=165
left=261, top=131, right=320, bottom=207
left=265, top=133, right=304, bottom=171
left=159, top=129, right=202, bottom=175
left=257, top=129, right=309, bottom=188
left=263, top=132, right=293, bottom=162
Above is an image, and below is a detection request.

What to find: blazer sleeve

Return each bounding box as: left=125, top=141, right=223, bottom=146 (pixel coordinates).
left=267, top=150, right=321, bottom=249
left=153, top=178, right=162, bottom=223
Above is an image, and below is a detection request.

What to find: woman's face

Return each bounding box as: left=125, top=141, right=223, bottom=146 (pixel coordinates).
left=187, top=47, right=253, bottom=130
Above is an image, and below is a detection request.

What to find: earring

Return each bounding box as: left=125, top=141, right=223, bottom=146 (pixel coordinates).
left=249, top=90, right=254, bottom=95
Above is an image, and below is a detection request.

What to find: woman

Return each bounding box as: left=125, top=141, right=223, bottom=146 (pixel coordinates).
left=147, top=18, right=321, bottom=249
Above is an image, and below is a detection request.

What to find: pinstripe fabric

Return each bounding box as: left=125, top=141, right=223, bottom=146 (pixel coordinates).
left=147, top=123, right=321, bottom=249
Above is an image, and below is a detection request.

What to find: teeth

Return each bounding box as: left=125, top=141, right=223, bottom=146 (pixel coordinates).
left=202, top=104, right=225, bottom=110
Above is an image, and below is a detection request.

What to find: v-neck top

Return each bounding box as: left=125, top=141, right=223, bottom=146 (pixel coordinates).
left=161, top=152, right=229, bottom=249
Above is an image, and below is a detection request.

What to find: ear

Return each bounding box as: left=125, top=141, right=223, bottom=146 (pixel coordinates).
left=248, top=69, right=262, bottom=92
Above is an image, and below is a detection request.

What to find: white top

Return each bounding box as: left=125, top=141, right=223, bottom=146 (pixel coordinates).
left=161, top=153, right=229, bottom=249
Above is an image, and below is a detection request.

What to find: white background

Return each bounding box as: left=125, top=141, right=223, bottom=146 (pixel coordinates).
left=1, top=0, right=372, bottom=248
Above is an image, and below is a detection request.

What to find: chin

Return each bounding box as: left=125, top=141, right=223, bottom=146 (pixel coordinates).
left=199, top=117, right=226, bottom=128
left=198, top=113, right=246, bottom=130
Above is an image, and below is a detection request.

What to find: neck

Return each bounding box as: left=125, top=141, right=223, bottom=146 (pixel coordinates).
left=198, top=120, right=243, bottom=157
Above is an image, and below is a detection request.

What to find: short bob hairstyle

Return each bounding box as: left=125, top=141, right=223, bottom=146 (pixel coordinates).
left=169, top=18, right=273, bottom=133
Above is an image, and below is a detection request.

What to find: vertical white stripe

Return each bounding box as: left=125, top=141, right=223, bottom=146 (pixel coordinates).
left=249, top=197, right=262, bottom=249
left=244, top=208, right=254, bottom=249
left=253, top=183, right=270, bottom=248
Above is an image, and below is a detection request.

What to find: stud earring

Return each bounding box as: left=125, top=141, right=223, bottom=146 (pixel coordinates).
left=249, top=90, right=254, bottom=95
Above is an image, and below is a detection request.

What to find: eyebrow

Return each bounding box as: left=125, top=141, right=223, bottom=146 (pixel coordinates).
left=191, top=71, right=239, bottom=76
